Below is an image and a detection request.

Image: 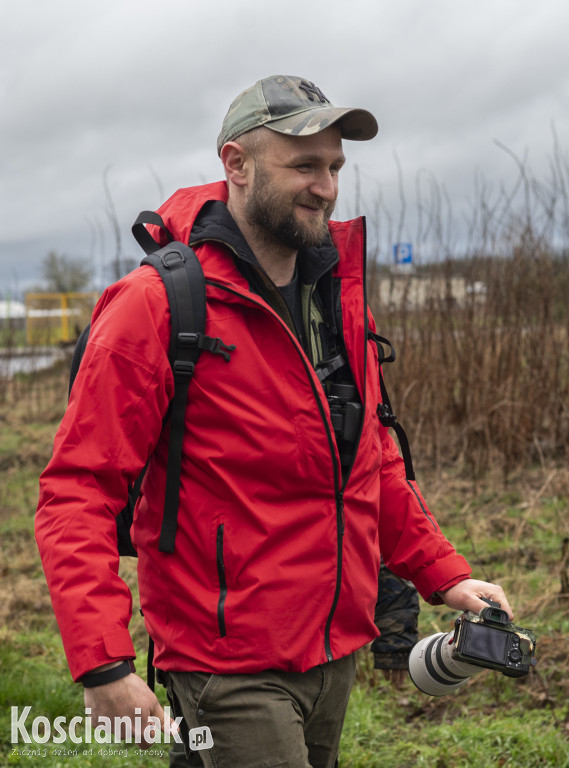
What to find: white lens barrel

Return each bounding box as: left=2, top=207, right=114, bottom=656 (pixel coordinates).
left=408, top=632, right=482, bottom=696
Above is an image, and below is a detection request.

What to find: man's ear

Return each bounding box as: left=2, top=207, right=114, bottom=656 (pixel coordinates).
left=220, top=141, right=250, bottom=188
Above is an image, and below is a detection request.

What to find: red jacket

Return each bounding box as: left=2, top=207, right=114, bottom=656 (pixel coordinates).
left=36, top=181, right=470, bottom=681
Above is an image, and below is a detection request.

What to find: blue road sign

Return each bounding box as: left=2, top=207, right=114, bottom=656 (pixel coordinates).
left=393, top=243, right=413, bottom=264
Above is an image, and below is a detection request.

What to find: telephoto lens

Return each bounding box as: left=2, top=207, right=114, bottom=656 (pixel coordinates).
left=408, top=631, right=481, bottom=696
left=409, top=602, right=537, bottom=696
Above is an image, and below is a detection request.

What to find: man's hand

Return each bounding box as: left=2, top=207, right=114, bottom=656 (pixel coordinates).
left=440, top=578, right=513, bottom=620
left=84, top=673, right=173, bottom=748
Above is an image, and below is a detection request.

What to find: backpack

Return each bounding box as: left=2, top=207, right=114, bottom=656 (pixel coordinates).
left=68, top=211, right=235, bottom=557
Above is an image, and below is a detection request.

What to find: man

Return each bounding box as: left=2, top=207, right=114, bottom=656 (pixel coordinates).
left=36, top=75, right=512, bottom=768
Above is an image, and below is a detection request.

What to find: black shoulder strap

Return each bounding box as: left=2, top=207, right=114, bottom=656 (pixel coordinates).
left=369, top=331, right=416, bottom=482
left=140, top=240, right=235, bottom=554
left=142, top=243, right=206, bottom=553
left=132, top=211, right=200, bottom=553
left=134, top=212, right=233, bottom=552
left=69, top=323, right=91, bottom=397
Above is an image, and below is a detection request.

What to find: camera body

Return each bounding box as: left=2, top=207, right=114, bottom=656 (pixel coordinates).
left=326, top=381, right=362, bottom=467
left=408, top=603, right=537, bottom=696
left=452, top=605, right=536, bottom=677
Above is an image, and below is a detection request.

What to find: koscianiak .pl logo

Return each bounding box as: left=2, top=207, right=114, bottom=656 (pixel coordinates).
left=10, top=706, right=214, bottom=753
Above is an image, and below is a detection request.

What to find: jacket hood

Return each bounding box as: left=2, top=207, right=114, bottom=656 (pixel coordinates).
left=153, top=181, right=229, bottom=247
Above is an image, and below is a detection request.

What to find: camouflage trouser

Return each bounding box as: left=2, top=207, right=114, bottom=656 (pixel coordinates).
left=162, top=654, right=355, bottom=768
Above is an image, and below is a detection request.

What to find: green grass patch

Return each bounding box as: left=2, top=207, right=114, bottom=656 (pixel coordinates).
left=340, top=671, right=569, bottom=768
left=1, top=365, right=569, bottom=765
left=1, top=632, right=171, bottom=767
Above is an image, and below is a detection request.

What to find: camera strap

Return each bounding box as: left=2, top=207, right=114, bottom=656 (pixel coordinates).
left=315, top=352, right=347, bottom=383
left=369, top=332, right=416, bottom=482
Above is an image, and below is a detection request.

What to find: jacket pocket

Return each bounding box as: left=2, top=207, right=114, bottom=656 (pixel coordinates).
left=216, top=524, right=227, bottom=637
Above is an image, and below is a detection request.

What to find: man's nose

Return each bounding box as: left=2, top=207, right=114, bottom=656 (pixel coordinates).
left=310, top=170, right=337, bottom=202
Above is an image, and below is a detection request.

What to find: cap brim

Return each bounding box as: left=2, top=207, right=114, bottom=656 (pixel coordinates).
left=265, top=106, right=378, bottom=141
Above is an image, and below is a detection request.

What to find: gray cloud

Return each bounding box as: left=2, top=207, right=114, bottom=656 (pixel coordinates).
left=1, top=0, right=568, bottom=294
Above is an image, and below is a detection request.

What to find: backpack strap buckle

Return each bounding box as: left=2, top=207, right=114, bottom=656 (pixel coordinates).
left=173, top=360, right=196, bottom=379
left=178, top=332, right=235, bottom=362
left=199, top=336, right=236, bottom=363
left=178, top=332, right=200, bottom=349
left=377, top=401, right=397, bottom=428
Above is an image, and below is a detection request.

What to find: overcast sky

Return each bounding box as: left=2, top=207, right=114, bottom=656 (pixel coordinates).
left=1, top=0, right=568, bottom=295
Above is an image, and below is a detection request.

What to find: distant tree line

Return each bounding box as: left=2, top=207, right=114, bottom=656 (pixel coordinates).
left=40, top=251, right=93, bottom=293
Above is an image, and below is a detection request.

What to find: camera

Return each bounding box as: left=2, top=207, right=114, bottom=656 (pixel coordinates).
left=326, top=381, right=362, bottom=467
left=316, top=352, right=363, bottom=468
left=408, top=602, right=537, bottom=696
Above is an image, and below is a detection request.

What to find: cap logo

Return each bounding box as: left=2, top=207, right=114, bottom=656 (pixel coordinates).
left=298, top=80, right=330, bottom=104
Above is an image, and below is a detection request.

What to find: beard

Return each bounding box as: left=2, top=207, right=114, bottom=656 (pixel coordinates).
left=244, top=163, right=335, bottom=251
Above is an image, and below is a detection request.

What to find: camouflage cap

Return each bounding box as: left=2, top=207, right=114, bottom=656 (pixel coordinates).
left=216, top=75, right=378, bottom=155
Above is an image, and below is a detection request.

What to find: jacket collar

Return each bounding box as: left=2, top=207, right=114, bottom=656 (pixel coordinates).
left=190, top=199, right=339, bottom=285
left=190, top=198, right=340, bottom=340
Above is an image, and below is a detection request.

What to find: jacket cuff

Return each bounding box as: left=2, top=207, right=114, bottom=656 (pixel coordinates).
left=70, top=629, right=136, bottom=682
left=411, top=554, right=471, bottom=604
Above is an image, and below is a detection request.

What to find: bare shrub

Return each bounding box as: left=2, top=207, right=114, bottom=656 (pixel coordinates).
left=369, top=140, right=569, bottom=481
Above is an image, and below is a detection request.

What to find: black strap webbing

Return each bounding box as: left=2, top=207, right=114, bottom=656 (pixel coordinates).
left=132, top=210, right=175, bottom=256
left=133, top=212, right=235, bottom=554
left=68, top=324, right=91, bottom=397
left=142, top=244, right=207, bottom=553
left=147, top=637, right=155, bottom=692
left=368, top=331, right=416, bottom=482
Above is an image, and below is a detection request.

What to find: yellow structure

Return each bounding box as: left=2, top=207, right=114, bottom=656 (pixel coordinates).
left=25, top=292, right=100, bottom=346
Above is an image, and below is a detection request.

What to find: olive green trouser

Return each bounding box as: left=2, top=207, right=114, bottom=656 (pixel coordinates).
left=164, top=653, right=356, bottom=768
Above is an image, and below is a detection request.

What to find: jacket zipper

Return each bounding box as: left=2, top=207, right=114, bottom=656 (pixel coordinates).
left=216, top=523, right=227, bottom=637
left=322, top=219, right=369, bottom=661
left=207, top=281, right=342, bottom=655
left=207, top=235, right=369, bottom=663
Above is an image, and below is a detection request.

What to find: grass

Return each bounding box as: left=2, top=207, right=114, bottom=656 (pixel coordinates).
left=340, top=685, right=569, bottom=767
left=1, top=347, right=569, bottom=765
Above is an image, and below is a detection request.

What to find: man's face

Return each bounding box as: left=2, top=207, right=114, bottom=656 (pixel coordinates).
left=244, top=126, right=345, bottom=251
